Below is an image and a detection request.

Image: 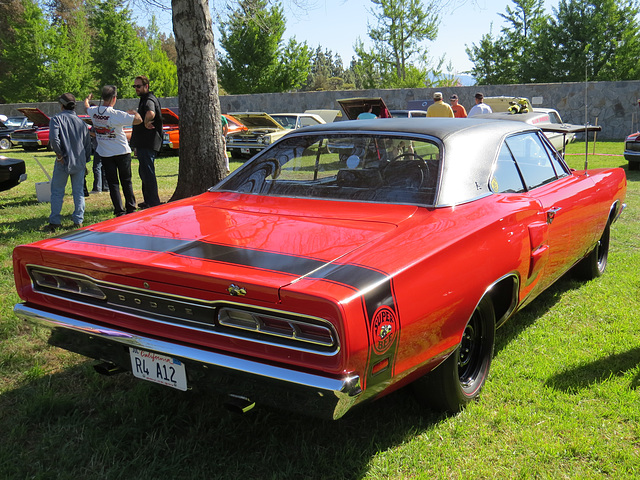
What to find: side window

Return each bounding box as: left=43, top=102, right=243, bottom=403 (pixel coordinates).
left=548, top=111, right=562, bottom=124
left=491, top=143, right=526, bottom=193
left=541, top=135, right=570, bottom=178
left=300, top=117, right=321, bottom=128
left=506, top=133, right=558, bottom=190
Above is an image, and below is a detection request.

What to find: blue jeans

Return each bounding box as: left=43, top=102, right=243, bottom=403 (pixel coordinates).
left=136, top=148, right=161, bottom=206
left=91, top=152, right=109, bottom=192
left=49, top=161, right=85, bottom=225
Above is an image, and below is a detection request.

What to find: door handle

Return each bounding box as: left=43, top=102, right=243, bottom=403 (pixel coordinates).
left=546, top=207, right=562, bottom=224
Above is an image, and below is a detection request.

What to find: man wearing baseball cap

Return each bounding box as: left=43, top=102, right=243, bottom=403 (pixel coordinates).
left=426, top=92, right=454, bottom=117
left=450, top=94, right=467, bottom=118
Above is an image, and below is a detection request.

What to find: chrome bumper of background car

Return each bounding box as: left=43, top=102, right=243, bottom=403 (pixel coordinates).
left=14, top=303, right=363, bottom=420
left=623, top=149, right=640, bottom=161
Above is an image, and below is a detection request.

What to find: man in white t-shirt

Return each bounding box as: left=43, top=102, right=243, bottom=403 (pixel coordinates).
left=85, top=86, right=142, bottom=217
left=467, top=92, right=493, bottom=117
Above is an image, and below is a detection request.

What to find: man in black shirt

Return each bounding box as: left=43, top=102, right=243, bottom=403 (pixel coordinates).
left=130, top=75, right=162, bottom=208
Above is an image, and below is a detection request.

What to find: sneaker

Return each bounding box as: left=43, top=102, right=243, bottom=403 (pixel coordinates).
left=138, top=202, right=149, bottom=209
left=45, top=223, right=61, bottom=232
left=90, top=190, right=100, bottom=194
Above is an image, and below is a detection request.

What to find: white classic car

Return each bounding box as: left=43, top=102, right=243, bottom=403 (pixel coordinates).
left=474, top=101, right=576, bottom=152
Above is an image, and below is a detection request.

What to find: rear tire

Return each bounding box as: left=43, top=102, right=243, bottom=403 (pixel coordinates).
left=629, top=161, right=639, bottom=171
left=413, top=297, right=496, bottom=413
left=574, top=222, right=610, bottom=280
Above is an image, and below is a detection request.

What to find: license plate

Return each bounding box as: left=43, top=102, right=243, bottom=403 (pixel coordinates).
left=129, top=348, right=187, bottom=391
left=241, top=148, right=251, bottom=154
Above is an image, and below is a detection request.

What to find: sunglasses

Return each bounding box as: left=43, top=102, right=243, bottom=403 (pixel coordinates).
left=132, top=84, right=145, bottom=88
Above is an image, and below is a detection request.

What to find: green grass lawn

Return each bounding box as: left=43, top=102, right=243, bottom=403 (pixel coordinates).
left=1, top=141, right=639, bottom=479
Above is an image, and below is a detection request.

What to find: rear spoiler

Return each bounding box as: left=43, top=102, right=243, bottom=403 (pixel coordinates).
left=539, top=123, right=602, bottom=169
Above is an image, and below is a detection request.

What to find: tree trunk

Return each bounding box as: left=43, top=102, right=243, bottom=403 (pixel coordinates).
left=170, top=0, right=226, bottom=200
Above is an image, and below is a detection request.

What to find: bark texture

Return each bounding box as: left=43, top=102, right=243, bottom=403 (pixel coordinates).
left=170, top=0, right=226, bottom=200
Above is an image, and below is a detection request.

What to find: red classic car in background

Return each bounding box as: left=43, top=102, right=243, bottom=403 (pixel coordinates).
left=13, top=118, right=626, bottom=419
left=11, top=107, right=93, bottom=150
left=161, top=107, right=180, bottom=152
left=159, top=109, right=247, bottom=153
left=224, top=113, right=247, bottom=136
left=10, top=108, right=51, bottom=150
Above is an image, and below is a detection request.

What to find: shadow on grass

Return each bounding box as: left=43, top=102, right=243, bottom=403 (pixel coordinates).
left=622, top=165, right=640, bottom=182
left=0, top=205, right=115, bottom=244
left=0, top=359, right=446, bottom=479
left=545, top=346, right=640, bottom=392
left=0, top=194, right=42, bottom=209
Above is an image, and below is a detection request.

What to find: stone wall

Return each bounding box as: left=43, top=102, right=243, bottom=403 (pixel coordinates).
left=2, top=80, right=640, bottom=140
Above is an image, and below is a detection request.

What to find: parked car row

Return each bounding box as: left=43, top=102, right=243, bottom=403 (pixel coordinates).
left=226, top=111, right=329, bottom=159
left=9, top=108, right=52, bottom=150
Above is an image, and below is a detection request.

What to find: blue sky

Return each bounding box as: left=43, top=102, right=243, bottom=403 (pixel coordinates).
left=138, top=0, right=559, bottom=76
left=281, top=0, right=559, bottom=74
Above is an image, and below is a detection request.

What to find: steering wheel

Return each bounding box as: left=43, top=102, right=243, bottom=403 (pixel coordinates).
left=383, top=152, right=429, bottom=189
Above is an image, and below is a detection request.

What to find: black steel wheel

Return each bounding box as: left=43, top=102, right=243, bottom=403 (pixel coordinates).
left=413, top=297, right=495, bottom=413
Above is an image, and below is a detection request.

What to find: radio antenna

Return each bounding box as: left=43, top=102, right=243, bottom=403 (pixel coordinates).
left=584, top=44, right=591, bottom=171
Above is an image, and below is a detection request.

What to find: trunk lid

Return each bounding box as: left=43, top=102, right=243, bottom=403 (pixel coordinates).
left=37, top=192, right=418, bottom=303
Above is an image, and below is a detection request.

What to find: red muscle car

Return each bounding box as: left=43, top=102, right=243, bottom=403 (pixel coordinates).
left=161, top=107, right=180, bottom=151
left=159, top=110, right=247, bottom=153
left=10, top=107, right=51, bottom=150
left=13, top=118, right=626, bottom=419
left=12, top=108, right=92, bottom=150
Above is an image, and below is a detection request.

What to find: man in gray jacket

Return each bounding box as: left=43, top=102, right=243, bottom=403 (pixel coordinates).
left=47, top=93, right=92, bottom=231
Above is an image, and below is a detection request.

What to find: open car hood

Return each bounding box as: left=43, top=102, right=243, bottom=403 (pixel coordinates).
left=37, top=193, right=417, bottom=303
left=224, top=114, right=248, bottom=132
left=337, top=97, right=391, bottom=120
left=17, top=107, right=50, bottom=127
left=161, top=107, right=180, bottom=126
left=228, top=112, right=285, bottom=130
left=304, top=109, right=342, bottom=123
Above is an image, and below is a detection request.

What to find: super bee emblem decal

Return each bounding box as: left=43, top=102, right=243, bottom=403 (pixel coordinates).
left=227, top=284, right=247, bottom=296
left=371, top=306, right=397, bottom=354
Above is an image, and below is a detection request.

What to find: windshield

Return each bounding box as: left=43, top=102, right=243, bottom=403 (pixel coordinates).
left=271, top=115, right=298, bottom=129
left=5, top=117, right=26, bottom=128
left=218, top=133, right=441, bottom=205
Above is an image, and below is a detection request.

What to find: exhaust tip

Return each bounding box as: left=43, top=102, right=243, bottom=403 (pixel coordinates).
left=93, top=362, right=125, bottom=376
left=224, top=394, right=256, bottom=414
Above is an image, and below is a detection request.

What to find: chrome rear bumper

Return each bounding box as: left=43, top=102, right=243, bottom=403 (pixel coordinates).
left=14, top=303, right=362, bottom=419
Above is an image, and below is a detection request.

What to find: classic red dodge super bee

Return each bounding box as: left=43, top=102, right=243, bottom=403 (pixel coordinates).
left=13, top=118, right=626, bottom=419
